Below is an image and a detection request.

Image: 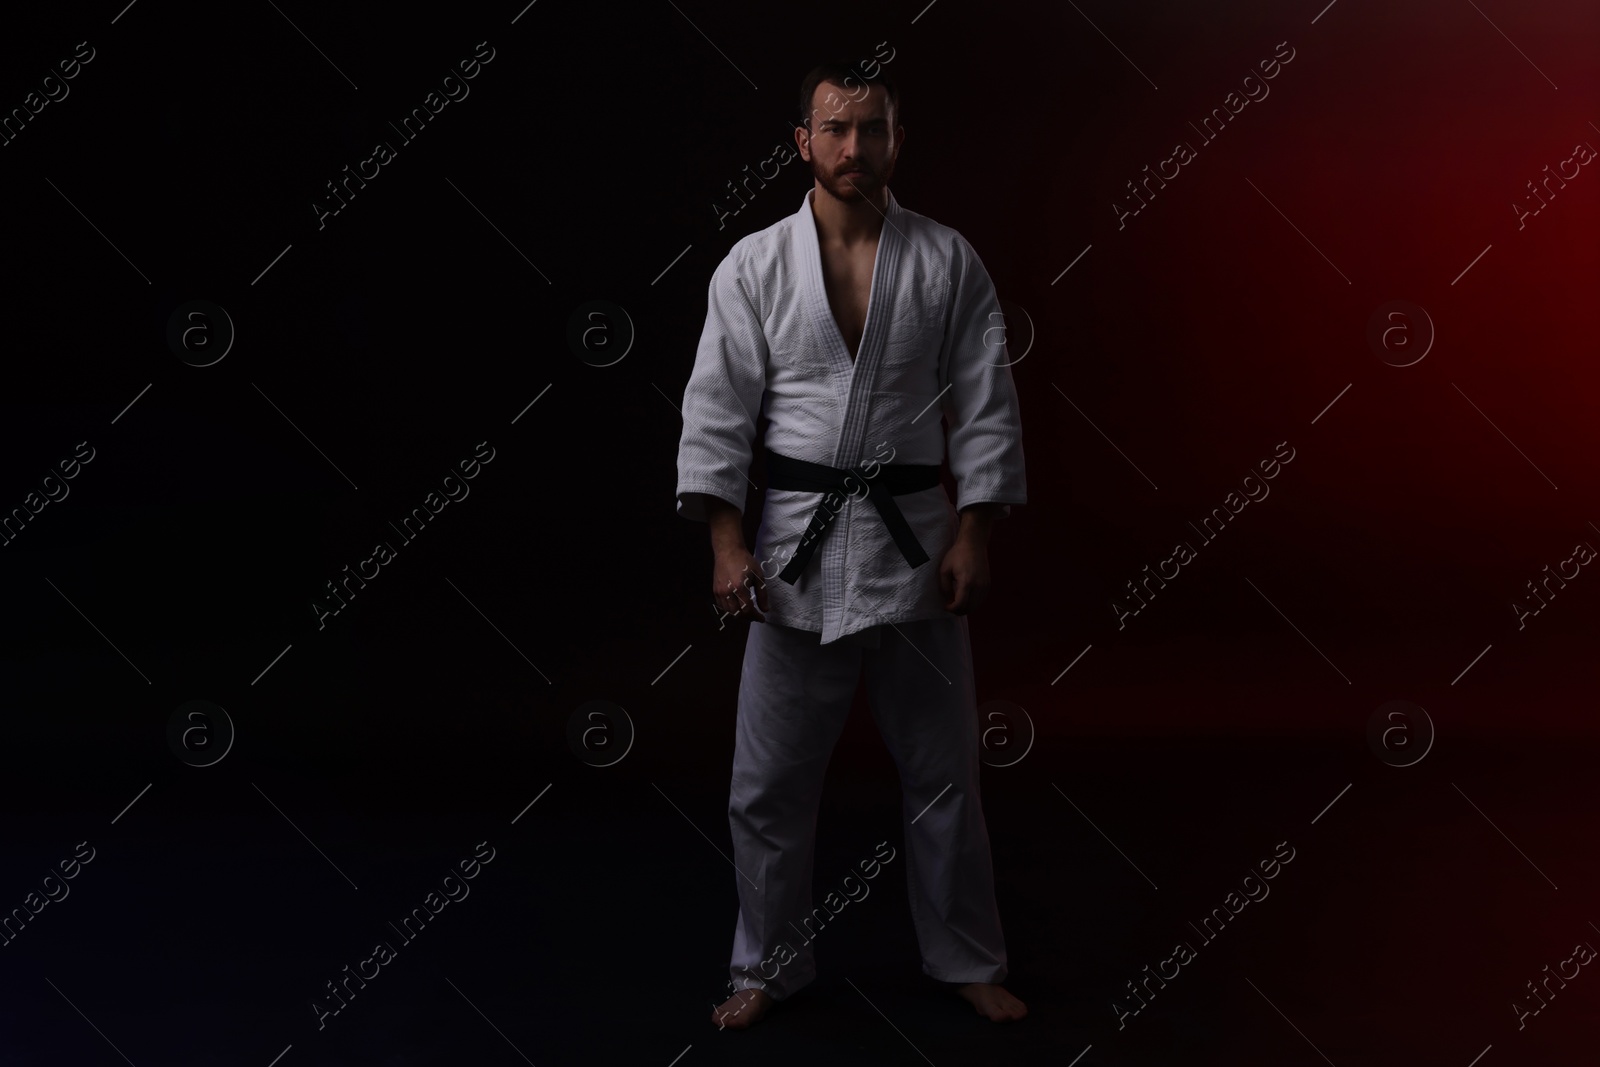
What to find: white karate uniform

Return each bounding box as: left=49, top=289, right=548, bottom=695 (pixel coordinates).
left=675, top=188, right=1026, bottom=1002
left=676, top=187, right=1027, bottom=645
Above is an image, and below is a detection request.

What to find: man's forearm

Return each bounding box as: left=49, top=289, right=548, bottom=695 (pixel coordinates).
left=705, top=497, right=747, bottom=556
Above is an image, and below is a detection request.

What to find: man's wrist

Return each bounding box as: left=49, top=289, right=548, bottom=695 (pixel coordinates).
left=706, top=499, right=748, bottom=556
left=957, top=503, right=1004, bottom=545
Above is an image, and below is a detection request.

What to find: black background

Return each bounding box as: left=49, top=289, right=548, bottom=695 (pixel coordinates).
left=2, top=1, right=1597, bottom=1064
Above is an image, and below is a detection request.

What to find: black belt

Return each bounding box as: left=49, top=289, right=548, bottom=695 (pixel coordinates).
left=765, top=449, right=940, bottom=584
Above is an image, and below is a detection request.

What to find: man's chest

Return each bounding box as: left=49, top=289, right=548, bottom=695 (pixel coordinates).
left=753, top=237, right=953, bottom=393
left=817, top=239, right=879, bottom=363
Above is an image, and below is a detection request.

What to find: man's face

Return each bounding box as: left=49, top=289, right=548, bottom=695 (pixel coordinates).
left=803, top=81, right=901, bottom=203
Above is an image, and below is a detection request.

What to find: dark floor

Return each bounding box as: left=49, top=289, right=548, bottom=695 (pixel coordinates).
left=3, top=703, right=1595, bottom=1066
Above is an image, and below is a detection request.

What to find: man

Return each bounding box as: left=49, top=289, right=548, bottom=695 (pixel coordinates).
left=675, top=62, right=1028, bottom=1029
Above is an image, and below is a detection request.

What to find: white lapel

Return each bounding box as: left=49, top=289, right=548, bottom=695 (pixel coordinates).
left=795, top=187, right=907, bottom=469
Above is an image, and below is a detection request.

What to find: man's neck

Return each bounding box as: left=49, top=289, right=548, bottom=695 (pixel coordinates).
left=810, top=185, right=888, bottom=247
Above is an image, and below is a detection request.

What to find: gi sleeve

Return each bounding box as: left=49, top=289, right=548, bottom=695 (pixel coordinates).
left=936, top=235, right=1027, bottom=517
left=675, top=248, right=769, bottom=521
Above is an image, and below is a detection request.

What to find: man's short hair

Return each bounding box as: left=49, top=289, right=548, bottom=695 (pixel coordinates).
left=798, top=62, right=900, bottom=132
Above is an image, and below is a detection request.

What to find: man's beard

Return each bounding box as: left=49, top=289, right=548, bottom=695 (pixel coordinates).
left=813, top=155, right=894, bottom=202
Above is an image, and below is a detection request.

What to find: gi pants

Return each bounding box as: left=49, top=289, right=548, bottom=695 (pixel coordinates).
left=726, top=615, right=1008, bottom=1000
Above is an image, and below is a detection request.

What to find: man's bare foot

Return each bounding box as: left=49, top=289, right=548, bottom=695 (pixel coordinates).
left=711, top=987, right=774, bottom=1030
left=955, top=982, right=1028, bottom=1022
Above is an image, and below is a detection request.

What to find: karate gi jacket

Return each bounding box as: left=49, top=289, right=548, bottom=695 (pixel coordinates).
left=676, top=187, right=1027, bottom=644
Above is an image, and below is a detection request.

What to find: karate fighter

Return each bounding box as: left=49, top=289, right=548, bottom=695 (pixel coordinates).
left=675, top=63, right=1028, bottom=1029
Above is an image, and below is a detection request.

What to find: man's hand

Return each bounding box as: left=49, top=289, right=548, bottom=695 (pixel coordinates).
left=714, top=548, right=768, bottom=621
left=703, top=497, right=767, bottom=624
left=942, top=503, right=1004, bottom=615
left=940, top=537, right=990, bottom=615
